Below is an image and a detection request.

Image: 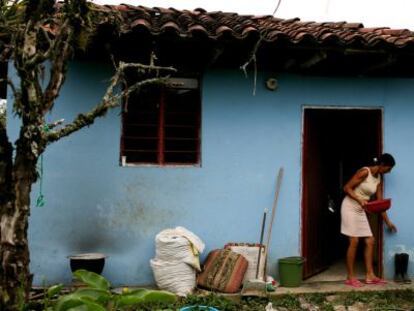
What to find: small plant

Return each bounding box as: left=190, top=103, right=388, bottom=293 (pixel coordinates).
left=48, top=269, right=177, bottom=311
left=43, top=284, right=65, bottom=310
left=270, top=294, right=300, bottom=309
left=319, top=303, right=335, bottom=311
left=305, top=292, right=327, bottom=305
left=342, top=291, right=370, bottom=306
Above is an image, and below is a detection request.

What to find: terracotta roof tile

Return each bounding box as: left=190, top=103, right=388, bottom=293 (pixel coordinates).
left=241, top=26, right=259, bottom=37
left=215, top=25, right=233, bottom=36
left=188, top=24, right=207, bottom=32
left=96, top=4, right=414, bottom=50
left=130, top=18, right=151, bottom=29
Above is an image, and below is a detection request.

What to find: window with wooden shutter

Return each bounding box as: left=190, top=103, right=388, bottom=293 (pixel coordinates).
left=120, top=77, right=201, bottom=166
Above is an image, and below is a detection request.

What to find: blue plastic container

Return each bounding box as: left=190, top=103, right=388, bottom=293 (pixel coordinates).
left=179, top=306, right=219, bottom=311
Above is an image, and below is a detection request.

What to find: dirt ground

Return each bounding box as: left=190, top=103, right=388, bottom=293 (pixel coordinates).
left=179, top=284, right=414, bottom=311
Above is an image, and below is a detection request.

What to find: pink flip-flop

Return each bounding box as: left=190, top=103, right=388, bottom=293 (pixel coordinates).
left=345, top=278, right=364, bottom=288
left=365, top=277, right=387, bottom=285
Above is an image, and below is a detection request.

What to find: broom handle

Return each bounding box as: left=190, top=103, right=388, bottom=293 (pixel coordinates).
left=256, top=209, right=267, bottom=279
left=263, top=167, right=284, bottom=281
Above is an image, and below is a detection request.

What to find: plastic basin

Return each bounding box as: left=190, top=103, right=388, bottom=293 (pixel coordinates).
left=365, top=198, right=391, bottom=213
left=180, top=307, right=219, bottom=311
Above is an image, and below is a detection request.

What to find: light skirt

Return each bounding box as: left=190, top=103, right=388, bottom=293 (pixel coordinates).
left=340, top=196, right=373, bottom=237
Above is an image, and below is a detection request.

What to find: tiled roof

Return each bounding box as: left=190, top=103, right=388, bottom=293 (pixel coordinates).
left=98, top=4, right=414, bottom=50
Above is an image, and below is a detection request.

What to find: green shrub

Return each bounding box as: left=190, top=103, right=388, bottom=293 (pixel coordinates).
left=48, top=270, right=177, bottom=311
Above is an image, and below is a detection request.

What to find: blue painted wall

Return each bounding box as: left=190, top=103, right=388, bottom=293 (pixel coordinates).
left=7, top=61, right=414, bottom=285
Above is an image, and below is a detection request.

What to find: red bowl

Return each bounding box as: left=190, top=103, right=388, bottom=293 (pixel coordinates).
left=365, top=199, right=391, bottom=213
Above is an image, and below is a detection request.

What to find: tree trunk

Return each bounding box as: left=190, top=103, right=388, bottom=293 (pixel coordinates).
left=0, top=135, right=37, bottom=310
left=0, top=201, right=32, bottom=311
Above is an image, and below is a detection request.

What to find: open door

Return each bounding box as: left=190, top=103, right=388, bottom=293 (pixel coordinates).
left=301, top=107, right=383, bottom=279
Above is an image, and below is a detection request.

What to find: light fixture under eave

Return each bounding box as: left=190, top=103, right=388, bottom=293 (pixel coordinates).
left=266, top=78, right=278, bottom=91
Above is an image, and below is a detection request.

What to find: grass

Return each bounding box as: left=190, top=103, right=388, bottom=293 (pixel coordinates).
left=27, top=289, right=414, bottom=311
left=126, top=289, right=414, bottom=311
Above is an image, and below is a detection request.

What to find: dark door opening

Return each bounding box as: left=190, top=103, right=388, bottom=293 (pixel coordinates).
left=302, top=107, right=383, bottom=280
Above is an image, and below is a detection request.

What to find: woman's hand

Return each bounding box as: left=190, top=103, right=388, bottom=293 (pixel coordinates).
left=358, top=199, right=368, bottom=208
left=386, top=221, right=397, bottom=233
left=382, top=211, right=397, bottom=233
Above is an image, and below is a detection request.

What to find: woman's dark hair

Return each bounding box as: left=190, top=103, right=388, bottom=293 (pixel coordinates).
left=378, top=153, right=396, bottom=167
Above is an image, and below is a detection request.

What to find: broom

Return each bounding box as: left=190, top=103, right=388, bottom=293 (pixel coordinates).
left=263, top=167, right=284, bottom=281
left=241, top=208, right=268, bottom=296
left=241, top=167, right=284, bottom=296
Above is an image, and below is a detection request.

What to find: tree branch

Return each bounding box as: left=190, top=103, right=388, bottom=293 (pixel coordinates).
left=0, top=45, right=12, bottom=63
left=42, top=20, right=72, bottom=113
left=0, top=100, right=12, bottom=204
left=0, top=78, right=20, bottom=101
left=46, top=62, right=176, bottom=144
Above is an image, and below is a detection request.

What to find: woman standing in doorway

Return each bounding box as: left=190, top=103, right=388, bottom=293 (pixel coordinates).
left=341, top=153, right=397, bottom=287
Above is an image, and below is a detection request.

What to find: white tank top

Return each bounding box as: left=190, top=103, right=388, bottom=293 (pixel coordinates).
left=354, top=167, right=381, bottom=200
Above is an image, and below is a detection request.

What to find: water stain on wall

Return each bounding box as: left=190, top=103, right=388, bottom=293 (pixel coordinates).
left=96, top=180, right=182, bottom=237
left=97, top=202, right=175, bottom=235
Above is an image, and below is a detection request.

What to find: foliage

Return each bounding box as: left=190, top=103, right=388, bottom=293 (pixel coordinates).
left=27, top=288, right=414, bottom=311
left=337, top=289, right=414, bottom=310
left=269, top=294, right=301, bottom=309
left=0, top=1, right=175, bottom=309
left=49, top=269, right=177, bottom=311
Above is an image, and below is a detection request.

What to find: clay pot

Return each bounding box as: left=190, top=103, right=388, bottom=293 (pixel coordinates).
left=68, top=253, right=107, bottom=274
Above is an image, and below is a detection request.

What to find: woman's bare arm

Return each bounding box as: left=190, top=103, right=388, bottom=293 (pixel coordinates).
left=377, top=179, right=397, bottom=232
left=376, top=179, right=384, bottom=200
left=343, top=168, right=369, bottom=206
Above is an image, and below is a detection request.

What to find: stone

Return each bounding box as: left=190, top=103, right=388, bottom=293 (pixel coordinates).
left=326, top=295, right=338, bottom=302
left=348, top=302, right=367, bottom=311
left=298, top=297, right=319, bottom=311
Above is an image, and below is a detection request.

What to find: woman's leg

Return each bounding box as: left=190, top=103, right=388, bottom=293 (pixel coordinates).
left=364, top=236, right=376, bottom=280
left=346, top=237, right=359, bottom=279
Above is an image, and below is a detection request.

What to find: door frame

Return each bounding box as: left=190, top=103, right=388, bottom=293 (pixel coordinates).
left=300, top=105, right=384, bottom=278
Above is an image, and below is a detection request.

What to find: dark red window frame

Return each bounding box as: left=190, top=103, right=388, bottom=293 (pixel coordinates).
left=120, top=77, right=201, bottom=166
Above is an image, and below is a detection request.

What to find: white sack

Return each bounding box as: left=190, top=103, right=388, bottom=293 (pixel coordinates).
left=155, top=226, right=204, bottom=271
left=151, top=226, right=204, bottom=296
left=174, top=226, right=205, bottom=253
left=150, top=259, right=196, bottom=297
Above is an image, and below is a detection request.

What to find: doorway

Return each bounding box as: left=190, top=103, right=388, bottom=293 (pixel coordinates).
left=301, top=107, right=383, bottom=280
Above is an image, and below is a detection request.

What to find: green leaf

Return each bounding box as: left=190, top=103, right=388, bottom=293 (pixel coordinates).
left=47, top=284, right=64, bottom=298
left=73, top=270, right=110, bottom=291
left=53, top=294, right=84, bottom=311
left=54, top=294, right=107, bottom=311
left=123, top=288, right=148, bottom=296
left=73, top=288, right=111, bottom=304
left=53, top=288, right=110, bottom=311
left=65, top=307, right=89, bottom=311
left=115, top=289, right=177, bottom=307
left=115, top=293, right=146, bottom=307
left=140, top=290, right=177, bottom=304
left=66, top=299, right=106, bottom=311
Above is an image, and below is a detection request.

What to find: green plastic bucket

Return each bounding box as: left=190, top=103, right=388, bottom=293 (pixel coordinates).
left=278, top=256, right=305, bottom=287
